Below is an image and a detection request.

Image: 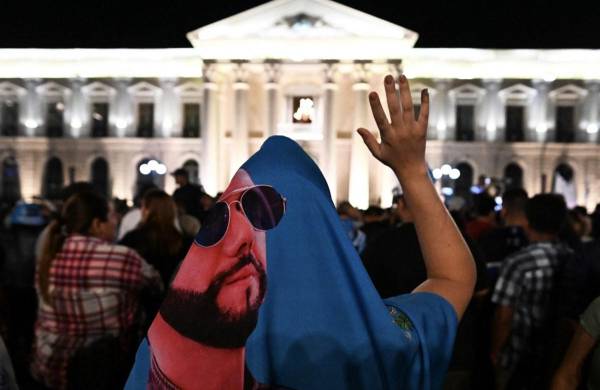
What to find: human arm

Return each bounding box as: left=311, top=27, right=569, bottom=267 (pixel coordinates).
left=551, top=324, right=596, bottom=390
left=358, top=74, right=476, bottom=319
left=490, top=305, right=513, bottom=366
left=552, top=296, right=600, bottom=390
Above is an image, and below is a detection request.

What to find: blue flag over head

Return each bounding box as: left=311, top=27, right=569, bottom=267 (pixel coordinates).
left=126, top=136, right=457, bottom=390
left=242, top=136, right=457, bottom=390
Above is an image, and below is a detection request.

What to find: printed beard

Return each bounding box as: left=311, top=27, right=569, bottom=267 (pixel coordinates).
left=159, top=255, right=267, bottom=349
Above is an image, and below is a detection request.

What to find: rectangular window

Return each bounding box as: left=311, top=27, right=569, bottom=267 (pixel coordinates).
left=1, top=100, right=19, bottom=136
left=555, top=106, right=575, bottom=143
left=46, top=102, right=64, bottom=138
left=182, top=103, right=201, bottom=138
left=505, top=105, right=525, bottom=142
left=292, top=96, right=314, bottom=124
left=455, top=105, right=475, bottom=141
left=91, top=102, right=109, bottom=138
left=137, top=103, right=154, bottom=138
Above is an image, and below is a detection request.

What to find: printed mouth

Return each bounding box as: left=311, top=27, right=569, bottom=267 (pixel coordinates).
left=224, top=264, right=257, bottom=286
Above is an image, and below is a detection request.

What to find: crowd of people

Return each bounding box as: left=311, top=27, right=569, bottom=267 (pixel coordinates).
left=0, top=74, right=598, bottom=389
left=0, top=170, right=213, bottom=389
left=341, top=188, right=600, bottom=389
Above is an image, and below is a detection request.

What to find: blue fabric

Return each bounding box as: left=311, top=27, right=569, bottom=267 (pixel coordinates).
left=125, top=135, right=457, bottom=389
left=125, top=338, right=150, bottom=390
left=242, top=136, right=457, bottom=389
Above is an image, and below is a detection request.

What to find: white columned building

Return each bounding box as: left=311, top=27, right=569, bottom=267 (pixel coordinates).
left=0, top=0, right=599, bottom=211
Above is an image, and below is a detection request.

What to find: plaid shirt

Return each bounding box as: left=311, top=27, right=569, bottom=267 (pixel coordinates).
left=491, top=241, right=572, bottom=369
left=31, top=235, right=159, bottom=389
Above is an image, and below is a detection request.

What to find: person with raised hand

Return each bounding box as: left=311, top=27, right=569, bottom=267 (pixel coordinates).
left=358, top=74, right=476, bottom=320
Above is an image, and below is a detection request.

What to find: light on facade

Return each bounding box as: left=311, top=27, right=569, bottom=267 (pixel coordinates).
left=139, top=160, right=167, bottom=176
left=25, top=119, right=38, bottom=129
left=432, top=168, right=442, bottom=180
left=441, top=164, right=452, bottom=175
left=139, top=164, right=151, bottom=175
left=587, top=123, right=599, bottom=134
left=441, top=187, right=454, bottom=196
left=116, top=119, right=128, bottom=130
left=71, top=118, right=82, bottom=129
left=293, top=98, right=315, bottom=122
left=449, top=168, right=461, bottom=180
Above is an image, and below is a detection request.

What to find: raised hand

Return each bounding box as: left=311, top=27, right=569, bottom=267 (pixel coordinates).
left=357, top=74, right=475, bottom=320
left=357, top=74, right=429, bottom=182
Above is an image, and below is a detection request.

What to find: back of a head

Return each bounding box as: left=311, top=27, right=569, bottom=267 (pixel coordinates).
left=141, top=189, right=182, bottom=255
left=60, top=181, right=95, bottom=202
left=475, top=193, right=496, bottom=217
left=62, top=191, right=109, bottom=235
left=142, top=189, right=176, bottom=228
left=502, top=188, right=528, bottom=216
left=39, top=191, right=109, bottom=303
left=525, top=193, right=567, bottom=235
left=363, top=205, right=385, bottom=223
left=337, top=201, right=353, bottom=216
left=134, top=183, right=159, bottom=208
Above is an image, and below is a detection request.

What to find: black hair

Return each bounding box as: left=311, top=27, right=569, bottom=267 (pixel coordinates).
left=502, top=188, right=528, bottom=215
left=525, top=194, right=567, bottom=235
left=474, top=193, right=496, bottom=217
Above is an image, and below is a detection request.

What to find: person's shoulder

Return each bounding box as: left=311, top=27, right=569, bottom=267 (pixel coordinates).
left=500, top=244, right=539, bottom=271
left=97, top=240, right=144, bottom=263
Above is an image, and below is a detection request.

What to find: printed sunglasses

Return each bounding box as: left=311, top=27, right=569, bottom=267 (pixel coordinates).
left=194, top=185, right=286, bottom=247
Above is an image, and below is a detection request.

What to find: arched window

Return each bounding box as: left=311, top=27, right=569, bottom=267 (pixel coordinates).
left=454, top=162, right=474, bottom=199
left=91, top=157, right=110, bottom=198
left=504, top=163, right=524, bottom=191
left=42, top=157, right=64, bottom=199
left=1, top=156, right=21, bottom=203
left=135, top=158, right=166, bottom=196
left=182, top=159, right=200, bottom=185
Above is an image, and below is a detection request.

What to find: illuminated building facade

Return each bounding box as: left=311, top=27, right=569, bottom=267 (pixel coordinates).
left=0, top=0, right=599, bottom=210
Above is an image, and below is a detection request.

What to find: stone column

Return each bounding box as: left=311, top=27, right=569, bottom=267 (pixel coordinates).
left=159, top=78, right=179, bottom=138
left=481, top=79, right=502, bottom=142
left=530, top=80, right=550, bottom=142
left=432, top=79, right=451, bottom=141
left=582, top=80, right=600, bottom=143
left=264, top=60, right=281, bottom=138
left=321, top=61, right=338, bottom=202
left=231, top=61, right=250, bottom=175
left=22, top=79, right=41, bottom=136
left=348, top=62, right=371, bottom=209
left=67, top=78, right=87, bottom=138
left=201, top=62, right=220, bottom=196
left=112, top=78, right=132, bottom=138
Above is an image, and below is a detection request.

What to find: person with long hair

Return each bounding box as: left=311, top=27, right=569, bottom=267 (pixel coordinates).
left=31, top=191, right=160, bottom=389
left=120, top=189, right=191, bottom=287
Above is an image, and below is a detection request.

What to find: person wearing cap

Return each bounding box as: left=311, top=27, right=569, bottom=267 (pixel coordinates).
left=171, top=168, right=206, bottom=223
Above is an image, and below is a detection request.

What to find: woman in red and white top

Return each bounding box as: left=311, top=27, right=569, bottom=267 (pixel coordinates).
left=31, top=191, right=160, bottom=389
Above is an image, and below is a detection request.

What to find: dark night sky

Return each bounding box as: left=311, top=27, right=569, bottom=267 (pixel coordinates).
left=1, top=0, right=598, bottom=49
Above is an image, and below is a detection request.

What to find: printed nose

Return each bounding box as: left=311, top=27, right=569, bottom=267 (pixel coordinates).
left=221, top=202, right=254, bottom=258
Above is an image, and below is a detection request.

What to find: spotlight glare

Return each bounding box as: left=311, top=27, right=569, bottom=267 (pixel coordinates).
left=156, top=163, right=167, bottom=175
left=139, top=164, right=151, bottom=175
left=449, top=168, right=461, bottom=180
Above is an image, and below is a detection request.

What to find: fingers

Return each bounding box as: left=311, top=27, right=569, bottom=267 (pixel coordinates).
left=418, top=88, right=430, bottom=131
left=368, top=92, right=391, bottom=139
left=357, top=128, right=381, bottom=160
left=383, top=75, right=402, bottom=126
left=398, top=75, right=415, bottom=125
